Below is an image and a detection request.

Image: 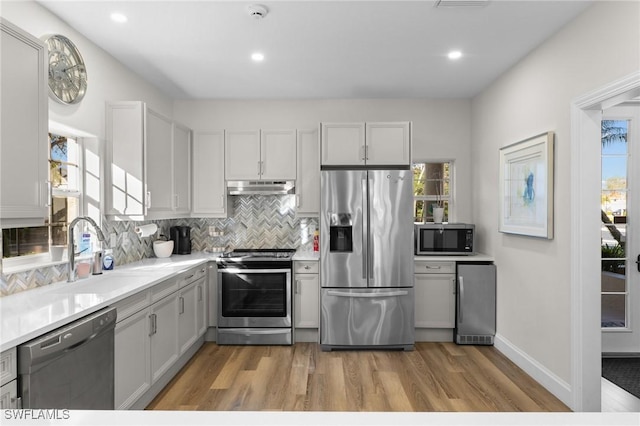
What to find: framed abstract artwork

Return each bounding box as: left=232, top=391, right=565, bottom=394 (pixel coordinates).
left=499, top=132, right=554, bottom=239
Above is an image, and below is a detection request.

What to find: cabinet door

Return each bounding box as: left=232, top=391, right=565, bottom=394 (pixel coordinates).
left=260, top=129, right=296, bottom=180
left=296, top=128, right=320, bottom=216
left=178, top=282, right=198, bottom=355
left=414, top=273, right=456, bottom=328
left=294, top=273, right=319, bottom=328
left=207, top=263, right=218, bottom=327
left=196, top=279, right=207, bottom=337
left=106, top=101, right=146, bottom=218
left=321, top=123, right=365, bottom=166
left=0, top=380, right=18, bottom=409
left=0, top=20, right=48, bottom=226
left=192, top=131, right=227, bottom=216
left=146, top=109, right=173, bottom=215
left=150, top=294, right=179, bottom=384
left=114, top=309, right=151, bottom=409
left=172, top=123, right=191, bottom=214
left=365, top=122, right=411, bottom=166
left=225, top=130, right=261, bottom=180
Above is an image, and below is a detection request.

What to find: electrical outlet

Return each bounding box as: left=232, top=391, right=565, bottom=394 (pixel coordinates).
left=110, top=233, right=117, bottom=248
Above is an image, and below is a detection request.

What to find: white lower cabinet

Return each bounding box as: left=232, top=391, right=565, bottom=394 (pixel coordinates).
left=114, top=308, right=151, bottom=409
left=114, top=265, right=206, bottom=410
left=196, top=278, right=207, bottom=337
left=149, top=293, right=179, bottom=384
left=294, top=261, right=320, bottom=330
left=0, top=347, right=18, bottom=409
left=414, top=261, right=456, bottom=329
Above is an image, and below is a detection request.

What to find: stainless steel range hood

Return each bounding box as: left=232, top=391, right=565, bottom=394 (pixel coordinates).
left=227, top=180, right=295, bottom=195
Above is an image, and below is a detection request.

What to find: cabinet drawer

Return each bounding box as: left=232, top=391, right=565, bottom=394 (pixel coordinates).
left=151, top=277, right=179, bottom=302
left=294, top=261, right=319, bottom=274
left=414, top=261, right=455, bottom=274
left=115, top=291, right=151, bottom=323
left=177, top=265, right=207, bottom=289
left=0, top=348, right=16, bottom=386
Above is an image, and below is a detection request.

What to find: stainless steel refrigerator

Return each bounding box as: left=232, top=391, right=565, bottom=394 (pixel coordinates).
left=320, top=168, right=415, bottom=350
left=455, top=263, right=496, bottom=345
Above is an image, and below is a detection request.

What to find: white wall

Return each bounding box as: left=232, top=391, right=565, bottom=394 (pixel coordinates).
left=174, top=99, right=473, bottom=222
left=471, top=0, right=640, bottom=400
left=0, top=1, right=173, bottom=138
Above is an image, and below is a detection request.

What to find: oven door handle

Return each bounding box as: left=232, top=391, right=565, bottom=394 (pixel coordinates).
left=219, top=328, right=291, bottom=335
left=219, top=268, right=291, bottom=274
left=326, top=290, right=409, bottom=298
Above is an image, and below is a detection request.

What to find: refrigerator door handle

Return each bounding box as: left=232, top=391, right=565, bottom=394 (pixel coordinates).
left=362, top=177, right=368, bottom=280
left=367, top=178, right=374, bottom=280
left=458, top=276, right=464, bottom=323
left=326, top=290, right=409, bottom=298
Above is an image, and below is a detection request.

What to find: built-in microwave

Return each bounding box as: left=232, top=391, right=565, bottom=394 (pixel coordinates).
left=415, top=223, right=475, bottom=255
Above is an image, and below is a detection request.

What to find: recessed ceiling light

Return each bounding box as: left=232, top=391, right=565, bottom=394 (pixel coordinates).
left=110, top=12, right=128, bottom=24
left=448, top=50, right=463, bottom=60
left=251, top=52, right=265, bottom=62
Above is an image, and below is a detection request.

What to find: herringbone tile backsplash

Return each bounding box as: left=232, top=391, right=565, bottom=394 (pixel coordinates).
left=1, top=195, right=317, bottom=296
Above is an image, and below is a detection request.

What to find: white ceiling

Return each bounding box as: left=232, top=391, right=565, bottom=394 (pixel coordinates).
left=38, top=0, right=593, bottom=100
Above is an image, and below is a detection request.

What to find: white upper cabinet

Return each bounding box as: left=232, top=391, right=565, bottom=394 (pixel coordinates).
left=106, top=101, right=192, bottom=220
left=0, top=19, right=48, bottom=227
left=172, top=123, right=191, bottom=214
left=296, top=128, right=320, bottom=216
left=225, top=129, right=296, bottom=181
left=146, top=109, right=174, bottom=216
left=106, top=101, right=146, bottom=219
left=224, top=130, right=261, bottom=180
left=321, top=122, right=411, bottom=166
left=365, top=122, right=411, bottom=165
left=260, top=129, right=297, bottom=180
left=192, top=131, right=229, bottom=217
left=320, top=123, right=365, bottom=166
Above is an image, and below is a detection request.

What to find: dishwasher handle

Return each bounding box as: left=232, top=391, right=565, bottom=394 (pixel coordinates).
left=18, top=307, right=117, bottom=372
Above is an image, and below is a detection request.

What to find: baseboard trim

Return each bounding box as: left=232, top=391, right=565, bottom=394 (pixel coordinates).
left=494, top=333, right=572, bottom=408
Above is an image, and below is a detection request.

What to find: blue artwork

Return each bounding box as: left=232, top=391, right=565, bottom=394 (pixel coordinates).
left=523, top=172, right=535, bottom=204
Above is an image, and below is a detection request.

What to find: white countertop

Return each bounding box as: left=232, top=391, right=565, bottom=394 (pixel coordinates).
left=292, top=251, right=320, bottom=261
left=0, top=252, right=217, bottom=352
left=414, top=253, right=494, bottom=262
left=1, top=250, right=492, bottom=351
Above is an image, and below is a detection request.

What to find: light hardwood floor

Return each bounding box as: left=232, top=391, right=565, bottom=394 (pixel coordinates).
left=147, top=342, right=570, bottom=412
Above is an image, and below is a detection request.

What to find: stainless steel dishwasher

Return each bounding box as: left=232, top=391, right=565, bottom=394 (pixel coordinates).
left=18, top=307, right=117, bottom=409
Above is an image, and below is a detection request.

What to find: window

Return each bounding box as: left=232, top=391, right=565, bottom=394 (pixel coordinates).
left=2, top=133, right=82, bottom=263
left=413, top=161, right=452, bottom=223
left=600, top=119, right=628, bottom=328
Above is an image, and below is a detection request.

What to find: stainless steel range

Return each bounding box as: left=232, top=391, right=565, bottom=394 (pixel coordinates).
left=216, top=249, right=295, bottom=345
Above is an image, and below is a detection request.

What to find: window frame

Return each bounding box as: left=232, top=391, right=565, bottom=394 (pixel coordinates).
left=413, top=160, right=454, bottom=223
left=2, top=133, right=86, bottom=271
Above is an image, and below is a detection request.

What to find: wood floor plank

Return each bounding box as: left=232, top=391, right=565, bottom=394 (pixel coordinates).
left=147, top=342, right=570, bottom=412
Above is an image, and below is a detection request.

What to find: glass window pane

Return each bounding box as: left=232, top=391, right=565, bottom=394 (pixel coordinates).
left=50, top=133, right=80, bottom=191
left=601, top=294, right=626, bottom=328
left=1, top=227, right=49, bottom=258
left=602, top=265, right=627, bottom=292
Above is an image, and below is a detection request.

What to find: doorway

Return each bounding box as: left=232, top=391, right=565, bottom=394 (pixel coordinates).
left=571, top=72, right=640, bottom=412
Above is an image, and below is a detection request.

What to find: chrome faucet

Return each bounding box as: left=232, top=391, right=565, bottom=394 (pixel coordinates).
left=68, top=216, right=107, bottom=282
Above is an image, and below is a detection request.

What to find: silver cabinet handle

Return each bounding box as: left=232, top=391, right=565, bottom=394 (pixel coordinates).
left=149, top=313, right=157, bottom=336
left=295, top=280, right=301, bottom=294
left=458, top=276, right=464, bottom=323
left=198, top=285, right=203, bottom=301
left=452, top=277, right=456, bottom=294
left=146, top=191, right=152, bottom=209
left=426, top=265, right=442, bottom=270
left=179, top=296, right=185, bottom=314
left=304, top=265, right=310, bottom=270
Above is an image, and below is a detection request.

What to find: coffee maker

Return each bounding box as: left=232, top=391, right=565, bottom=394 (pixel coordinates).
left=170, top=226, right=191, bottom=254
